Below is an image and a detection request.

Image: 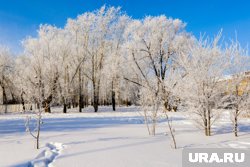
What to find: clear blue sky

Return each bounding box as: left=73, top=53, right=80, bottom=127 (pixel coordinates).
left=0, top=0, right=250, bottom=53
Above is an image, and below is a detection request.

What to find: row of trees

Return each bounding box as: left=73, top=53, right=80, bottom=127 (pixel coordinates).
left=1, top=6, right=250, bottom=138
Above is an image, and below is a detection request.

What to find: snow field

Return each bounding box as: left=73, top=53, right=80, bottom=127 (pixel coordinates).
left=0, top=106, right=249, bottom=167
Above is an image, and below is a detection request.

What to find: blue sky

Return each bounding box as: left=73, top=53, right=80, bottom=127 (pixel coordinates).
left=0, top=0, right=250, bottom=53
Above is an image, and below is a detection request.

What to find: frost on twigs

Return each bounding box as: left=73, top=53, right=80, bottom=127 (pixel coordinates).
left=25, top=110, right=43, bottom=149
left=178, top=33, right=229, bottom=136
left=221, top=40, right=250, bottom=137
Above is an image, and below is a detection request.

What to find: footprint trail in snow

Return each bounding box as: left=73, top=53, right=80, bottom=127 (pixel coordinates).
left=29, top=142, right=65, bottom=167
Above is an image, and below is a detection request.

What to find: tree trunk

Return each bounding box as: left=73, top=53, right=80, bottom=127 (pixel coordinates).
left=93, top=83, right=99, bottom=112
left=151, top=118, right=156, bottom=136
left=36, top=121, right=40, bottom=149
left=2, top=86, right=7, bottom=104
left=93, top=79, right=100, bottom=112
left=112, top=81, right=116, bottom=111
left=234, top=107, right=239, bottom=137
left=2, top=86, right=8, bottom=113
left=21, top=90, right=25, bottom=112
left=112, top=91, right=115, bottom=111
left=44, top=102, right=51, bottom=113
left=36, top=110, right=41, bottom=149
left=234, top=116, right=238, bottom=137
left=151, top=106, right=158, bottom=136
left=79, top=95, right=83, bottom=112
left=63, top=102, right=67, bottom=113
left=62, top=66, right=68, bottom=113
left=205, top=126, right=208, bottom=136
left=234, top=87, right=239, bottom=137
left=207, top=108, right=211, bottom=136
left=165, top=113, right=177, bottom=149
left=93, top=94, right=98, bottom=112
left=63, top=97, right=67, bottom=113
left=143, top=109, right=151, bottom=135
left=79, top=67, right=82, bottom=112
left=204, top=109, right=208, bottom=136
left=164, top=100, right=170, bottom=112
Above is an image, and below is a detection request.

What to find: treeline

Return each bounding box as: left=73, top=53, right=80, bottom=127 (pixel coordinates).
left=0, top=6, right=250, bottom=136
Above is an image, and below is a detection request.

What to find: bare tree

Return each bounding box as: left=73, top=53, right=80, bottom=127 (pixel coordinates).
left=0, top=46, right=14, bottom=113
left=164, top=112, right=177, bottom=149
left=123, top=16, right=191, bottom=135
left=179, top=33, right=229, bottom=136
left=72, top=6, right=128, bottom=112
left=25, top=76, right=43, bottom=149
left=222, top=40, right=250, bottom=137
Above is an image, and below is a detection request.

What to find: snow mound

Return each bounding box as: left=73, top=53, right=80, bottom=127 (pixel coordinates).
left=29, top=142, right=65, bottom=167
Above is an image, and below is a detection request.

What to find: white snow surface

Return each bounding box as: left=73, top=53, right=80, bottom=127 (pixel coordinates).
left=0, top=106, right=249, bottom=167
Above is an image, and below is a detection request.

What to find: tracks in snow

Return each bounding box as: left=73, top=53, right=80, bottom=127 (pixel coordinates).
left=29, top=142, right=65, bottom=167
left=218, top=141, right=250, bottom=149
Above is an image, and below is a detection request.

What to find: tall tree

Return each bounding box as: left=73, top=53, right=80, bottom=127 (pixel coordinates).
left=123, top=16, right=191, bottom=135
left=179, top=33, right=229, bottom=136
left=68, top=6, right=127, bottom=112
left=0, top=46, right=14, bottom=111
left=222, top=40, right=250, bottom=137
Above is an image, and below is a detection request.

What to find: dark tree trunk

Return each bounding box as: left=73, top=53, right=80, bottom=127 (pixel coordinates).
left=79, top=67, right=82, bottom=112
left=94, top=85, right=100, bottom=112
left=44, top=102, right=51, bottom=113
left=234, top=116, right=238, bottom=137
left=36, top=115, right=41, bottom=149
left=63, top=103, right=67, bottom=113
left=79, top=95, right=83, bottom=112
left=164, top=100, right=170, bottom=112
left=93, top=94, right=99, bottom=112
left=112, top=90, right=115, bottom=111
left=234, top=106, right=239, bottom=137
left=92, top=79, right=100, bottom=112
left=173, top=106, right=177, bottom=112
left=10, top=90, right=17, bottom=103
left=207, top=109, right=211, bottom=136
left=43, top=95, right=52, bottom=113
left=21, top=90, right=25, bottom=112
left=2, top=86, right=8, bottom=113
left=234, top=87, right=239, bottom=137
left=112, top=81, right=116, bottom=111
left=2, top=86, right=7, bottom=104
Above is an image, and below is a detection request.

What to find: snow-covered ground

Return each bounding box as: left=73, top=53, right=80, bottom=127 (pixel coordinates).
left=0, top=106, right=249, bottom=167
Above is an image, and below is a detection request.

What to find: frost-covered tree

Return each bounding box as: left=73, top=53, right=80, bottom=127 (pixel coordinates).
left=53, top=29, right=73, bottom=113
left=104, top=15, right=130, bottom=110
left=0, top=46, right=15, bottom=109
left=222, top=41, right=250, bottom=137
left=67, top=6, right=128, bottom=112
left=21, top=25, right=65, bottom=148
left=2, top=7, right=249, bottom=144
left=22, top=25, right=61, bottom=112
left=25, top=75, right=44, bottom=149
left=14, top=55, right=32, bottom=111
left=179, top=33, right=229, bottom=136
left=123, top=15, right=191, bottom=135
left=65, top=17, right=89, bottom=112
